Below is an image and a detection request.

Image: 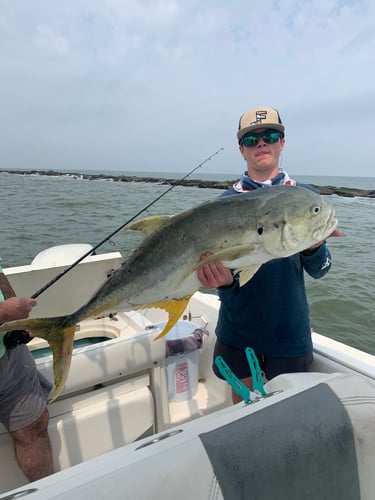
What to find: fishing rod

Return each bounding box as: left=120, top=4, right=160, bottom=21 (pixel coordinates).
left=30, top=147, right=224, bottom=299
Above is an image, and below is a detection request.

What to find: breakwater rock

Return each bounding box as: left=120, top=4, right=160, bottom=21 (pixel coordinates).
left=1, top=169, right=375, bottom=198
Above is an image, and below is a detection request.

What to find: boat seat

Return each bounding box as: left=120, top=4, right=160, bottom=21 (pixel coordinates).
left=34, top=313, right=167, bottom=398
left=5, top=248, right=124, bottom=317
left=22, top=373, right=375, bottom=499
left=264, top=371, right=340, bottom=393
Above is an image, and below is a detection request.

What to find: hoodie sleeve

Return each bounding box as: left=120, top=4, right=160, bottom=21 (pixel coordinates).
left=301, top=241, right=332, bottom=279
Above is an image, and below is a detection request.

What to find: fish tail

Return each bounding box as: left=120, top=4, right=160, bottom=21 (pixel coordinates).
left=28, top=316, right=77, bottom=402
left=1, top=315, right=78, bottom=402
left=47, top=323, right=77, bottom=402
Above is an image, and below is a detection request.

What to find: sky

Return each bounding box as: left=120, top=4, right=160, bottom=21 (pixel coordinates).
left=1, top=0, right=375, bottom=177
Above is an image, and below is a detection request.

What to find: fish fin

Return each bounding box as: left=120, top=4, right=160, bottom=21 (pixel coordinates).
left=135, top=296, right=192, bottom=340
left=48, top=325, right=76, bottom=402
left=125, top=215, right=172, bottom=236
left=0, top=319, right=32, bottom=332
left=153, top=296, right=192, bottom=340
left=0, top=316, right=76, bottom=402
left=234, top=265, right=262, bottom=286
left=198, top=244, right=257, bottom=266
left=177, top=244, right=257, bottom=285
left=0, top=318, right=59, bottom=334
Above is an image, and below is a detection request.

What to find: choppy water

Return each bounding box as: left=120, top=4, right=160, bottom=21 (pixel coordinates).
left=0, top=170, right=374, bottom=355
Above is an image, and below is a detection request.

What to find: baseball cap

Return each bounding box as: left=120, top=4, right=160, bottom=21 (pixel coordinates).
left=237, top=107, right=285, bottom=141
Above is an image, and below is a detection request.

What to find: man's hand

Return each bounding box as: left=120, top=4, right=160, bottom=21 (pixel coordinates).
left=304, top=229, right=343, bottom=253
left=0, top=297, right=37, bottom=323
left=197, top=252, right=234, bottom=289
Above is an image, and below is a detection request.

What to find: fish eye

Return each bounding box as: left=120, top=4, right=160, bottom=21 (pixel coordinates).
left=311, top=205, right=321, bottom=215
left=257, top=226, right=264, bottom=236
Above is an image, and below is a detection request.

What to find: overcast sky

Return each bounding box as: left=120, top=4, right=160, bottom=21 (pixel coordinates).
left=1, top=0, right=374, bottom=177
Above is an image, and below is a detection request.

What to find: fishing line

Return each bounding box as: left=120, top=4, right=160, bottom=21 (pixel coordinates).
left=30, top=147, right=224, bottom=299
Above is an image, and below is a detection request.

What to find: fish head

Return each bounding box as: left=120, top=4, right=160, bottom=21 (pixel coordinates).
left=254, top=186, right=337, bottom=257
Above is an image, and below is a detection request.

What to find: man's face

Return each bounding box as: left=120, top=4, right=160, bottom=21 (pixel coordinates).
left=239, top=128, right=285, bottom=172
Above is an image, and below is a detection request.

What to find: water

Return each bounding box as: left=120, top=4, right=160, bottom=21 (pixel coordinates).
left=0, top=170, right=374, bottom=355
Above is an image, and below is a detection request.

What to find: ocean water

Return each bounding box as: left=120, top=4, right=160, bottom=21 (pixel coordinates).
left=0, top=170, right=374, bottom=355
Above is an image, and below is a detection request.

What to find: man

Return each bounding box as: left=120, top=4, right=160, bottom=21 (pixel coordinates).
left=0, top=265, right=53, bottom=481
left=198, top=106, right=341, bottom=404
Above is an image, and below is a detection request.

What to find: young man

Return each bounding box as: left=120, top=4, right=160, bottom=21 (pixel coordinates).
left=198, top=106, right=341, bottom=404
left=0, top=266, right=53, bottom=481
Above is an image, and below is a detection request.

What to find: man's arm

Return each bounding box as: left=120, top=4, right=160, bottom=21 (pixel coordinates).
left=0, top=272, right=37, bottom=323
left=0, top=296, right=37, bottom=323
left=300, top=229, right=342, bottom=279
left=0, top=272, right=16, bottom=299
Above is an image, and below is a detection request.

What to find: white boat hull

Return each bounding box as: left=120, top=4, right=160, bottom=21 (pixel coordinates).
left=5, top=371, right=375, bottom=500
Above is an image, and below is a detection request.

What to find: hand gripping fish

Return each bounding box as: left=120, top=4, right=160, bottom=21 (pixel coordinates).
left=0, top=185, right=337, bottom=400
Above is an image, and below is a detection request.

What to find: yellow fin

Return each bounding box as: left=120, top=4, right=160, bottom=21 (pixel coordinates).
left=47, top=325, right=76, bottom=402
left=125, top=215, right=172, bottom=236
left=234, top=264, right=262, bottom=286
left=154, top=296, right=192, bottom=340
left=0, top=317, right=62, bottom=335
left=0, top=319, right=35, bottom=332
left=135, top=296, right=192, bottom=340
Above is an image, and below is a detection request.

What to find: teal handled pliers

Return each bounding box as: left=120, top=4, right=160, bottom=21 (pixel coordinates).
left=215, top=347, right=266, bottom=404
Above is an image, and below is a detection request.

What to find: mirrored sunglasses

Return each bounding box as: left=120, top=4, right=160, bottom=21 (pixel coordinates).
left=241, top=129, right=282, bottom=147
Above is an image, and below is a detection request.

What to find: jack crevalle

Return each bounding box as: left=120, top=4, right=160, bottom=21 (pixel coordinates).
left=1, top=185, right=337, bottom=400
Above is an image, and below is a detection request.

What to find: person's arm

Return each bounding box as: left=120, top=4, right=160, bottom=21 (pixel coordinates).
left=0, top=272, right=37, bottom=323
left=301, top=241, right=333, bottom=279
left=300, top=228, right=342, bottom=279
left=0, top=270, right=16, bottom=299
left=0, top=296, right=37, bottom=323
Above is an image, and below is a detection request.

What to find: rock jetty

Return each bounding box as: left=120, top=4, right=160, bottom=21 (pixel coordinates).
left=1, top=169, right=374, bottom=198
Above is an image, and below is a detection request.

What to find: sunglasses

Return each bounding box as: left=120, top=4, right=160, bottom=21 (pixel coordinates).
left=241, top=129, right=282, bottom=147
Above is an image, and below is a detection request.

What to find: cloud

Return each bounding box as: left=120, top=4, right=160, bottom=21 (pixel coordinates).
left=0, top=0, right=374, bottom=176
left=34, top=25, right=70, bottom=55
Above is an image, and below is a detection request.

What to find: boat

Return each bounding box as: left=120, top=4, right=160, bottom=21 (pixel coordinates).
left=1, top=244, right=374, bottom=499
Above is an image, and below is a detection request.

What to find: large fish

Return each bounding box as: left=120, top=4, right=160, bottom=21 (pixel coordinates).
left=1, top=185, right=337, bottom=400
